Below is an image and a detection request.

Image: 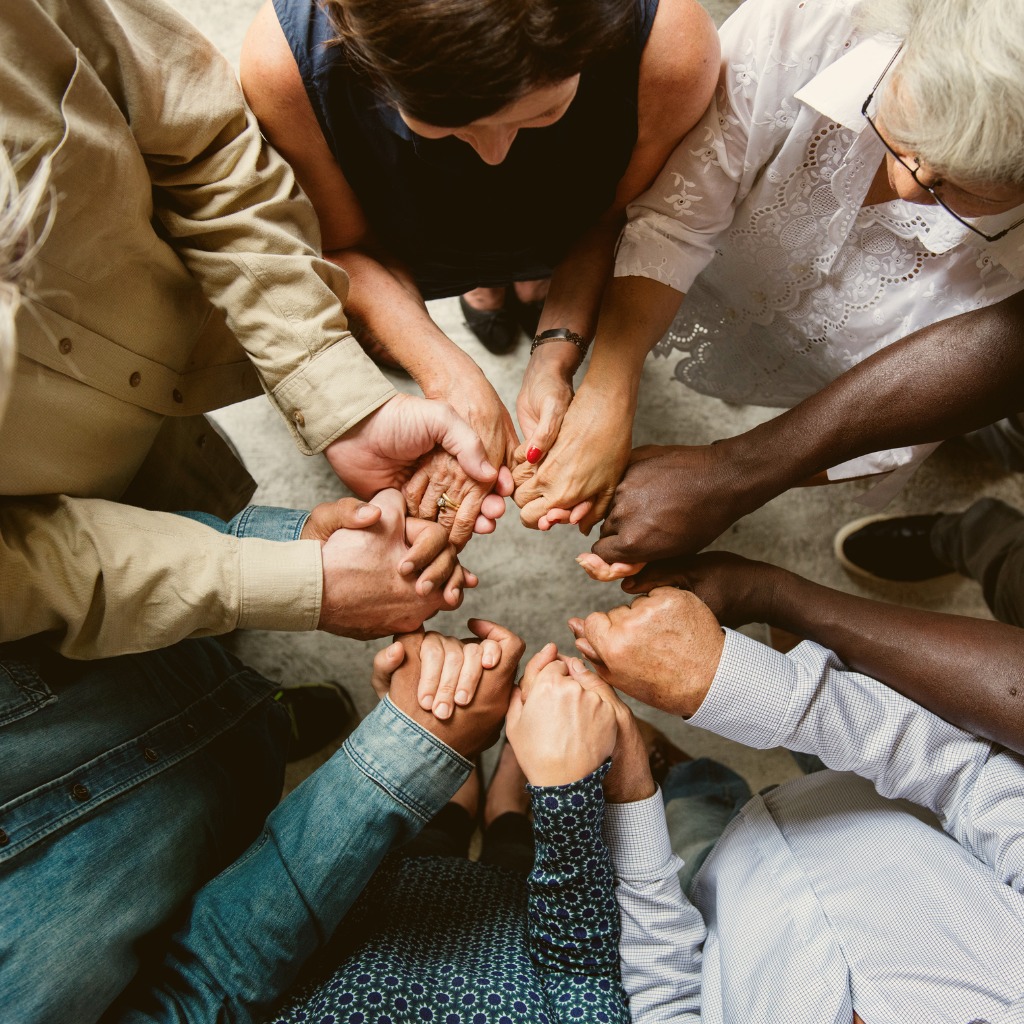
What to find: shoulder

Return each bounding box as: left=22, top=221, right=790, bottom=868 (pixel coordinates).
left=637, top=0, right=720, bottom=141
left=241, top=2, right=316, bottom=128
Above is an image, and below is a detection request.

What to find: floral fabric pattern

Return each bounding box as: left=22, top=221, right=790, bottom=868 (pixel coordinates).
left=269, top=763, right=628, bottom=1024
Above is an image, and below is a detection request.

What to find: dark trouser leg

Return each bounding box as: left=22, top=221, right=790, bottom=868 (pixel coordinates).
left=399, top=803, right=475, bottom=860
left=479, top=812, right=534, bottom=876
left=0, top=637, right=287, bottom=1024
left=930, top=497, right=1024, bottom=627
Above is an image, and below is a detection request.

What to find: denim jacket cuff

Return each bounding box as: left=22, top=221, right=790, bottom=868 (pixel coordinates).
left=343, top=697, right=472, bottom=825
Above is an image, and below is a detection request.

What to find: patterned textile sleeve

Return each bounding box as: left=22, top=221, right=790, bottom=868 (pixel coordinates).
left=526, top=761, right=631, bottom=1024
left=604, top=792, right=705, bottom=1022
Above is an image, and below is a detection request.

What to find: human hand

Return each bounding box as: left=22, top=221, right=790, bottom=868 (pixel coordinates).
left=575, top=552, right=647, bottom=582
left=505, top=644, right=618, bottom=786
left=402, top=376, right=518, bottom=549
left=318, top=488, right=475, bottom=639
left=567, top=587, right=724, bottom=718
left=515, top=344, right=576, bottom=467
left=376, top=620, right=525, bottom=756
left=622, top=552, right=781, bottom=628
left=512, top=381, right=633, bottom=533
left=324, top=393, right=508, bottom=542
left=368, top=620, right=509, bottom=720
left=593, top=442, right=769, bottom=564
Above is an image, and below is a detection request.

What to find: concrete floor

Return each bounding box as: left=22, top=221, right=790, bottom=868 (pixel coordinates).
left=169, top=0, right=1024, bottom=794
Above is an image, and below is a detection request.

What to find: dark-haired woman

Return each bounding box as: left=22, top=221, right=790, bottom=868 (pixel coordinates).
left=240, top=0, right=719, bottom=541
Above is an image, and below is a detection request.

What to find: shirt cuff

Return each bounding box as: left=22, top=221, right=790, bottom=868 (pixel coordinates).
left=236, top=537, right=322, bottom=631
left=686, top=628, right=798, bottom=750
left=344, top=697, right=473, bottom=823
left=270, top=335, right=397, bottom=455
left=604, top=789, right=680, bottom=879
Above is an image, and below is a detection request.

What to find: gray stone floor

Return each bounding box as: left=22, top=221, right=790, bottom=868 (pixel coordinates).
left=169, top=0, right=1024, bottom=793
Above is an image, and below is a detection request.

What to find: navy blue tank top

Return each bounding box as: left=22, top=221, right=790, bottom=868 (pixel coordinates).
left=275, top=0, right=659, bottom=299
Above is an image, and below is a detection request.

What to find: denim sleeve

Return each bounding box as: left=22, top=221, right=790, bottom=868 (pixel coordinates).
left=176, top=505, right=310, bottom=542
left=526, top=760, right=630, bottom=1024
left=104, top=697, right=471, bottom=1024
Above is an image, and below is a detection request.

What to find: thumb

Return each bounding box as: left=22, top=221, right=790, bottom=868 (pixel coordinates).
left=504, top=686, right=525, bottom=735
left=417, top=398, right=498, bottom=485
left=302, top=498, right=381, bottom=541
left=524, top=395, right=568, bottom=466
left=370, top=640, right=406, bottom=698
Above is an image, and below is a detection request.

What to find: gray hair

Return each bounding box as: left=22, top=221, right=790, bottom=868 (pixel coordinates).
left=0, top=146, right=51, bottom=421
left=857, top=0, right=1024, bottom=186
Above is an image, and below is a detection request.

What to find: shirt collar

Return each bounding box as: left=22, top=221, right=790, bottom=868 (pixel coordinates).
left=795, top=37, right=1024, bottom=277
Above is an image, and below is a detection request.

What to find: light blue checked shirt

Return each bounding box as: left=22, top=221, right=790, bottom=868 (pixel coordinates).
left=605, top=630, right=1024, bottom=1024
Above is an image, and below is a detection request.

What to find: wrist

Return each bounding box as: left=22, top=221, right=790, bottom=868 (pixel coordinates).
left=527, top=338, right=580, bottom=381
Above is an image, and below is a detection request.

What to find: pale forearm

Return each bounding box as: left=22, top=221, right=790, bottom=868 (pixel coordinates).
left=327, top=248, right=484, bottom=397
left=582, top=274, right=685, bottom=411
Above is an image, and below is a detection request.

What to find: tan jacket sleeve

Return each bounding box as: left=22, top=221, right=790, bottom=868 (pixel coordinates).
left=0, top=497, right=323, bottom=659
left=86, top=0, right=396, bottom=453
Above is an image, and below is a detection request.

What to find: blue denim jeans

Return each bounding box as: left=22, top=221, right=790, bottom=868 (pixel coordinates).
left=0, top=637, right=287, bottom=1024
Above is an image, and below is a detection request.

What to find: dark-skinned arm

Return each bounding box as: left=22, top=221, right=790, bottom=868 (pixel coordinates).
left=627, top=552, right=1024, bottom=755
left=595, top=291, right=1024, bottom=564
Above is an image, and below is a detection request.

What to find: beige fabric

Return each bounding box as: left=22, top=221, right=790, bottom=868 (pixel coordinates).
left=0, top=0, right=397, bottom=657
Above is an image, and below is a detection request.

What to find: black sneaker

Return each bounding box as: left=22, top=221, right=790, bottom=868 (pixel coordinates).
left=459, top=293, right=520, bottom=355
left=274, top=681, right=358, bottom=762
left=834, top=513, right=952, bottom=582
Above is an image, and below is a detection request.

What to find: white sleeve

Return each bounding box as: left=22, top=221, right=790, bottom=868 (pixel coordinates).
left=689, top=630, right=1024, bottom=892
left=604, top=792, right=705, bottom=1022
left=614, top=0, right=803, bottom=292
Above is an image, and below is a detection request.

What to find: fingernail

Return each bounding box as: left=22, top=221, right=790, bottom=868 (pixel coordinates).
left=481, top=460, right=497, bottom=476
left=420, top=580, right=434, bottom=595
left=389, top=641, right=403, bottom=655
left=356, top=504, right=375, bottom=520
left=399, top=561, right=414, bottom=576
left=455, top=690, right=469, bottom=705
left=570, top=658, right=585, bottom=673
left=420, top=694, right=434, bottom=709
left=449, top=587, right=461, bottom=604
left=526, top=446, right=542, bottom=464
left=483, top=653, right=496, bottom=667
left=434, top=702, right=450, bottom=719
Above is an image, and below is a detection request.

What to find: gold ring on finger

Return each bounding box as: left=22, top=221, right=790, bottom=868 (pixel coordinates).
left=437, top=491, right=461, bottom=512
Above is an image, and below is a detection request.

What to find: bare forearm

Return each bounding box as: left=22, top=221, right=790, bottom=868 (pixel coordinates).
left=723, top=293, right=1024, bottom=494
left=763, top=566, right=1024, bottom=754
left=582, top=275, right=685, bottom=411
left=327, top=248, right=480, bottom=395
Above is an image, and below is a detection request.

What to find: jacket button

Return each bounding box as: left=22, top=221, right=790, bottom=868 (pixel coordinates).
left=293, top=410, right=305, bottom=428
left=59, top=338, right=72, bottom=355
left=71, top=783, right=90, bottom=802
left=172, top=389, right=183, bottom=404
left=142, top=747, right=159, bottom=763
left=0, top=828, right=9, bottom=846
left=129, top=372, right=142, bottom=387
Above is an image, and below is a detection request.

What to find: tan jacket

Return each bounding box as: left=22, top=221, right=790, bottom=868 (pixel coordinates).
left=0, top=0, right=397, bottom=657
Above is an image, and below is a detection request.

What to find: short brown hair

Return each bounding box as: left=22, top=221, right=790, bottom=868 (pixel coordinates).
left=321, top=0, right=634, bottom=126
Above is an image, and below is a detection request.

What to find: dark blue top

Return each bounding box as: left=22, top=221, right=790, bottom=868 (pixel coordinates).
left=269, top=764, right=630, bottom=1024
left=274, top=0, right=659, bottom=299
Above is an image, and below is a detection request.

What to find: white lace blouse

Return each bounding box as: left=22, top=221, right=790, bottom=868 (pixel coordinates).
left=615, top=0, right=1024, bottom=481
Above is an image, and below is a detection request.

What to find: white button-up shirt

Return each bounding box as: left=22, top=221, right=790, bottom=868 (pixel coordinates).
left=615, top=0, right=1024, bottom=482
left=605, top=630, right=1024, bottom=1023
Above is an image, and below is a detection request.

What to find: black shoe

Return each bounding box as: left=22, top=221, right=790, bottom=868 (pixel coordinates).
left=834, top=513, right=952, bottom=582
left=459, top=293, right=520, bottom=355
left=274, top=681, right=358, bottom=762
left=511, top=294, right=545, bottom=338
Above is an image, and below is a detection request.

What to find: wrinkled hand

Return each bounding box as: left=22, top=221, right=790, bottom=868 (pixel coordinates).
left=593, top=442, right=764, bottom=565
left=567, top=587, right=724, bottom=718
left=376, top=621, right=525, bottom=756
left=506, top=644, right=617, bottom=786
left=515, top=347, right=576, bottom=467
left=369, top=620, right=508, bottom=720
left=324, top=393, right=507, bottom=543
left=317, top=488, right=475, bottom=639
left=403, top=377, right=518, bottom=549
left=622, top=552, right=780, bottom=627
left=512, top=382, right=632, bottom=533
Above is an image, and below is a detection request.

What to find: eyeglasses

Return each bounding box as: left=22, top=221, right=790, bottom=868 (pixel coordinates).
left=861, top=46, right=1024, bottom=244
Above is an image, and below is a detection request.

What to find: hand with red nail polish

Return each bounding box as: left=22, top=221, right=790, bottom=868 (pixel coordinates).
left=526, top=445, right=543, bottom=464
left=514, top=343, right=575, bottom=477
